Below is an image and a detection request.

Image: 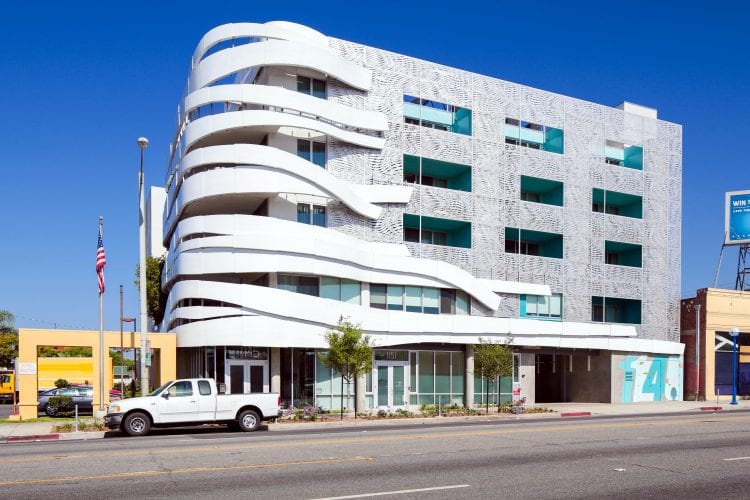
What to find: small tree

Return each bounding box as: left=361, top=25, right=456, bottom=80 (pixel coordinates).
left=134, top=256, right=167, bottom=327
left=0, top=310, right=18, bottom=369
left=318, top=317, right=372, bottom=419
left=54, top=378, right=70, bottom=389
left=473, top=338, right=514, bottom=413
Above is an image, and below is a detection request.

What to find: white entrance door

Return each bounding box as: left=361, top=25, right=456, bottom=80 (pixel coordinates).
left=375, top=363, right=409, bottom=408
left=226, top=361, right=268, bottom=394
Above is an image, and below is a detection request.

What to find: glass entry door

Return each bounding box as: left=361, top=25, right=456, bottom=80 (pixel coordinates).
left=376, top=363, right=408, bottom=408
left=226, top=361, right=268, bottom=394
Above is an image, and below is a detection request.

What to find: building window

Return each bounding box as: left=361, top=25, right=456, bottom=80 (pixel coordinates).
left=278, top=275, right=319, bottom=297
left=369, top=285, right=467, bottom=315
left=297, top=75, right=326, bottom=99
left=403, top=154, right=471, bottom=192
left=592, top=189, right=642, bottom=219
left=520, top=176, right=564, bottom=206
left=504, top=117, right=564, bottom=154
left=320, top=277, right=361, bottom=305
left=403, top=214, right=472, bottom=249
left=297, top=139, right=326, bottom=168
left=504, top=227, right=563, bottom=259
left=522, top=293, right=562, bottom=320
left=403, top=95, right=472, bottom=135
left=370, top=284, right=387, bottom=310
left=605, top=140, right=643, bottom=170
left=591, top=296, right=641, bottom=324
left=297, top=203, right=326, bottom=227
left=604, top=240, right=642, bottom=268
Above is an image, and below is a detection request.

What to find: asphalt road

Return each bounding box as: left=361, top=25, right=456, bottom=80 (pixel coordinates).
left=1, top=413, right=750, bottom=499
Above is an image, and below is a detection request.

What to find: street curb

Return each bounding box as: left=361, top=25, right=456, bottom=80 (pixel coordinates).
left=699, top=406, right=723, bottom=411
left=58, top=431, right=106, bottom=441
left=5, top=434, right=60, bottom=443
left=560, top=411, right=592, bottom=417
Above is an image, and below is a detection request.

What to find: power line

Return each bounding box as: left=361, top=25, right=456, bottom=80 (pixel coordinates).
left=12, top=315, right=94, bottom=331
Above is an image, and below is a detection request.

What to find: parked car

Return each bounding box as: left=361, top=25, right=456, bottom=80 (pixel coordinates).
left=105, top=378, right=281, bottom=436
left=38, top=385, right=94, bottom=416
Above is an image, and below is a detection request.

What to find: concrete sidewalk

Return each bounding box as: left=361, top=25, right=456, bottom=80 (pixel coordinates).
left=1, top=400, right=746, bottom=443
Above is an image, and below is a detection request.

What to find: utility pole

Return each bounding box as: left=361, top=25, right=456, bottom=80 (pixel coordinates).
left=138, top=137, right=150, bottom=395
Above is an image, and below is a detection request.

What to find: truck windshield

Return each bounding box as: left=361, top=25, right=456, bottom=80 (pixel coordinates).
left=149, top=381, right=173, bottom=396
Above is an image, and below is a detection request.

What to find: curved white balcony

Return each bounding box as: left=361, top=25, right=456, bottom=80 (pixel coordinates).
left=189, top=39, right=372, bottom=93
left=163, top=144, right=412, bottom=238
left=165, top=214, right=501, bottom=310
left=192, top=21, right=329, bottom=67
left=184, top=84, right=388, bottom=132
left=183, top=109, right=385, bottom=152
left=165, top=280, right=682, bottom=356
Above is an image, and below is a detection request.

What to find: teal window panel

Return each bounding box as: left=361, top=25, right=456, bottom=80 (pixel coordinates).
left=403, top=154, right=472, bottom=192
left=544, top=127, right=564, bottom=154
left=605, top=240, right=642, bottom=268
left=592, top=296, right=641, bottom=324
left=504, top=227, right=563, bottom=258
left=521, top=293, right=562, bottom=320
left=624, top=145, right=643, bottom=170
left=606, top=142, right=643, bottom=170
left=403, top=213, right=472, bottom=249
left=403, top=95, right=472, bottom=136
left=520, top=176, right=564, bottom=206
left=505, top=119, right=563, bottom=154
left=592, top=189, right=643, bottom=218
left=435, top=352, right=450, bottom=393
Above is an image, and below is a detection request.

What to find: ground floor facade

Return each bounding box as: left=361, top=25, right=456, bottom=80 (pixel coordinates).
left=177, top=344, right=683, bottom=411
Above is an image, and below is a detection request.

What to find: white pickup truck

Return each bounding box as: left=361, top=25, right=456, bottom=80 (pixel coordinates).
left=104, top=378, right=281, bottom=436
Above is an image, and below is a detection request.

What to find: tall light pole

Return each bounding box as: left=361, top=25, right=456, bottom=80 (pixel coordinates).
left=138, top=137, right=150, bottom=396
left=729, top=327, right=740, bottom=405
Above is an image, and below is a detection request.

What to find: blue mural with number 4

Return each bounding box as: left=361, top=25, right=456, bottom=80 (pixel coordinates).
left=620, top=355, right=681, bottom=402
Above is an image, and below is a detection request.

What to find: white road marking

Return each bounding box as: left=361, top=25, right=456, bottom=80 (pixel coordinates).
left=311, top=484, right=470, bottom=499
left=723, top=456, right=750, bottom=461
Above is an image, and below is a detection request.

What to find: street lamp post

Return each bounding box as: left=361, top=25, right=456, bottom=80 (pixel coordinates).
left=138, top=137, right=150, bottom=396
left=729, top=327, right=740, bottom=405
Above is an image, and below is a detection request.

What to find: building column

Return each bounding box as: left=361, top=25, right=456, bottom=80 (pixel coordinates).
left=270, top=347, right=281, bottom=394
left=356, top=373, right=366, bottom=414
left=465, top=345, right=474, bottom=408
left=360, top=283, right=370, bottom=308
left=519, top=353, right=535, bottom=405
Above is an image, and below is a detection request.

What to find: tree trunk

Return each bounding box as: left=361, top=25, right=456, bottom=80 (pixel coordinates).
left=497, top=377, right=501, bottom=413
left=484, top=378, right=490, bottom=414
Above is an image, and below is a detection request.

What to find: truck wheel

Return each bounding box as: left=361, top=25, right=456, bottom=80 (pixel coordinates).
left=237, top=409, right=260, bottom=432
left=123, top=412, right=151, bottom=436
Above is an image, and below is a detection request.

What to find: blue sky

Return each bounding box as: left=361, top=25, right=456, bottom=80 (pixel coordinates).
left=0, top=1, right=747, bottom=331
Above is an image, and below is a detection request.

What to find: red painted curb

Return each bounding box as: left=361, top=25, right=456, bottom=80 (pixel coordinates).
left=560, top=411, right=591, bottom=417
left=700, top=406, right=723, bottom=411
left=6, top=434, right=60, bottom=443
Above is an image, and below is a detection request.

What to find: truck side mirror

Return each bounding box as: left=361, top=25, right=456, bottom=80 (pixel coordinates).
left=161, top=392, right=169, bottom=399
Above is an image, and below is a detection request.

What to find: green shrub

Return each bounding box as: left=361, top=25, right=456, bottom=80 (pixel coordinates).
left=54, top=379, right=70, bottom=389
left=47, top=395, right=74, bottom=417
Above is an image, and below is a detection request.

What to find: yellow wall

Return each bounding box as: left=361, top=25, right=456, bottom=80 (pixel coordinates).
left=703, top=289, right=750, bottom=401
left=37, top=357, right=99, bottom=388
left=16, top=329, right=176, bottom=419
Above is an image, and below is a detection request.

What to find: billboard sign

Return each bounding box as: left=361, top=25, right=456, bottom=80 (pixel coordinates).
left=726, top=190, right=750, bottom=245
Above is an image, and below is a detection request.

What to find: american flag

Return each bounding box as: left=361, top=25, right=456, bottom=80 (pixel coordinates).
left=96, top=228, right=107, bottom=294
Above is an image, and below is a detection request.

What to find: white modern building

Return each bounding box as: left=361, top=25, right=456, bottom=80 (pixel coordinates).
left=150, top=21, right=684, bottom=410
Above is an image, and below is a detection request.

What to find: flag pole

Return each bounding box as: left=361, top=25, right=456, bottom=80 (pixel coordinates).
left=98, top=216, right=105, bottom=412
